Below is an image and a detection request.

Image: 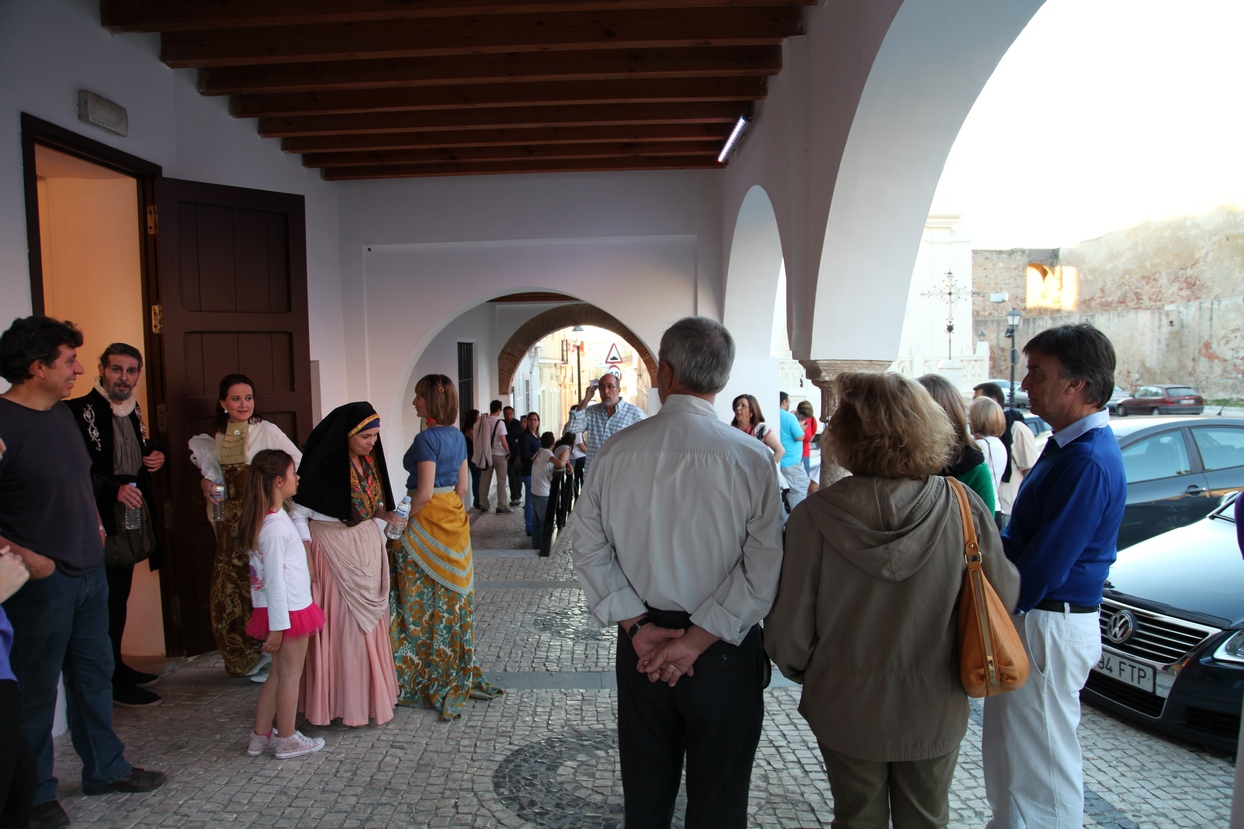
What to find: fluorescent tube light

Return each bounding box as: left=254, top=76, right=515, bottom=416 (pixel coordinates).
left=717, top=116, right=750, bottom=164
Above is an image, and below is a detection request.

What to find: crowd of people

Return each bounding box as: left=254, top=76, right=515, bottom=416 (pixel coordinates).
left=0, top=310, right=1129, bottom=829
left=574, top=317, right=1127, bottom=829
left=0, top=316, right=504, bottom=829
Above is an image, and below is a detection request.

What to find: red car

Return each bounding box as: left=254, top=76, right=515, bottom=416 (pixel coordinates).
left=1118, top=385, right=1204, bottom=416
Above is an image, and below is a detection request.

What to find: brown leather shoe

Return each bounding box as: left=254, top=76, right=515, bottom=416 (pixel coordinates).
left=29, top=800, right=70, bottom=829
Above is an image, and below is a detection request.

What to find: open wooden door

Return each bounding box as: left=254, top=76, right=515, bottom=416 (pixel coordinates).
left=153, top=178, right=313, bottom=656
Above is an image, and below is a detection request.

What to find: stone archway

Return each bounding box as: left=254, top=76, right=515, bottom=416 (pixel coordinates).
left=497, top=303, right=658, bottom=395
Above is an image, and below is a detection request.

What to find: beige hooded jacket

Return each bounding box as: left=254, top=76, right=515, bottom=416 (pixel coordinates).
left=765, top=474, right=1021, bottom=762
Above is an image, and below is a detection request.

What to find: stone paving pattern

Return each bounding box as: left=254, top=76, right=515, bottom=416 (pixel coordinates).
left=51, top=508, right=1234, bottom=827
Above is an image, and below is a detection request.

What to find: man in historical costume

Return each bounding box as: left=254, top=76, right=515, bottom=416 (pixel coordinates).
left=982, top=324, right=1127, bottom=829
left=65, top=343, right=167, bottom=708
left=0, top=316, right=166, bottom=829
left=566, top=366, right=645, bottom=474
left=574, top=317, right=784, bottom=829
left=472, top=400, right=511, bottom=513
left=973, top=381, right=1039, bottom=529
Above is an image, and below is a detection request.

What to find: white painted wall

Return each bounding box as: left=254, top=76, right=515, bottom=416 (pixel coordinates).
left=0, top=0, right=347, bottom=407
left=336, top=171, right=723, bottom=465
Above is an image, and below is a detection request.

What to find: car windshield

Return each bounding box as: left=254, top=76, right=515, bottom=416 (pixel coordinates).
left=1167, top=387, right=1196, bottom=397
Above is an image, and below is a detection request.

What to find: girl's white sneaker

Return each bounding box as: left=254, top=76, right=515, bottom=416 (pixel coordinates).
left=274, top=730, right=325, bottom=759
left=246, top=730, right=276, bottom=757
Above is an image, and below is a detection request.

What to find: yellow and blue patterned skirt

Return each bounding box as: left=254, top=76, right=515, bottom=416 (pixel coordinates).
left=389, top=489, right=502, bottom=721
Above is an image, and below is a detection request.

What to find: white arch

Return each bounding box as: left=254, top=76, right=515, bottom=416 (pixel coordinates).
left=810, top=0, right=1044, bottom=361
left=720, top=184, right=786, bottom=420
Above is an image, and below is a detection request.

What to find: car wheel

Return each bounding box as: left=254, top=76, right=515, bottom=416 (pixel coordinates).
left=1150, top=407, right=1160, bottom=415
left=1117, top=406, right=1127, bottom=417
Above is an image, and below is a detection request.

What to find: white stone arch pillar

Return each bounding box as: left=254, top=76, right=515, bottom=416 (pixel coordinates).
left=720, top=185, right=786, bottom=422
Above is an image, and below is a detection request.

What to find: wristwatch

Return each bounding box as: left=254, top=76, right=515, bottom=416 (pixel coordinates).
left=626, top=617, right=650, bottom=640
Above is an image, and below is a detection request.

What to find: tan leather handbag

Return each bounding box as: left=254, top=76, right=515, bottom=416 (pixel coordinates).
left=948, top=477, right=1030, bottom=697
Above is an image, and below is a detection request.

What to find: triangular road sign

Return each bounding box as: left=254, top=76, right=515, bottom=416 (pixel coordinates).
left=605, top=343, right=623, bottom=364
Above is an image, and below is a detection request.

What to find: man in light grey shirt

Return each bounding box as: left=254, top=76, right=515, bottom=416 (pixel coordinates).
left=573, top=316, right=784, bottom=829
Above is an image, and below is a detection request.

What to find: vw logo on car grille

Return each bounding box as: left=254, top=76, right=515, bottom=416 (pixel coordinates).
left=1106, top=610, right=1137, bottom=644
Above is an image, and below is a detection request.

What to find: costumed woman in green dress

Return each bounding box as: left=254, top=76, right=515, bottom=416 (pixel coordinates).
left=190, top=374, right=301, bottom=677
left=390, top=374, right=502, bottom=721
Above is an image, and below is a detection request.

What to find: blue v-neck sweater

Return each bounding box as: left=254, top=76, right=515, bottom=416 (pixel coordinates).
left=1001, top=425, right=1127, bottom=613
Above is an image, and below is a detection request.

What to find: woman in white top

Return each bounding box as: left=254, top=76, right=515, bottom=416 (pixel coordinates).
left=189, top=374, right=302, bottom=677
left=969, top=396, right=1008, bottom=528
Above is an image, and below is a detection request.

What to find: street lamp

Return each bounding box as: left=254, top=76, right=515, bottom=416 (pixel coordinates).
left=1005, top=308, right=1022, bottom=407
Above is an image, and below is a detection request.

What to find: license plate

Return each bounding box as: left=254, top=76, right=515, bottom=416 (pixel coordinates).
left=1179, top=399, right=1195, bottom=404
left=1094, top=650, right=1156, bottom=693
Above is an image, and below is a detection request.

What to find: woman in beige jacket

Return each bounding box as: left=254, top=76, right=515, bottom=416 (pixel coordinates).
left=765, top=371, right=1020, bottom=829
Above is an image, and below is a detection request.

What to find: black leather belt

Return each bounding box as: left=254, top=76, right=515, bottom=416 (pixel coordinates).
left=1033, top=599, right=1099, bottom=614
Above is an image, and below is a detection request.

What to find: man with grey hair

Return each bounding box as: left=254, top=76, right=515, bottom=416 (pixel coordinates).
left=566, top=365, right=645, bottom=474
left=574, top=316, right=784, bottom=828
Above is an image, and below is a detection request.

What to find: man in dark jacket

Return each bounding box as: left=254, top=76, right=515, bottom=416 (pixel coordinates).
left=65, top=343, right=166, bottom=708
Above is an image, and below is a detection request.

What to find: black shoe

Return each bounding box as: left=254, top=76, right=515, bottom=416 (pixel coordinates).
left=509, top=500, right=522, bottom=506
left=83, top=767, right=167, bottom=796
left=119, top=665, right=160, bottom=687
left=495, top=508, right=513, bottom=514
left=30, top=800, right=70, bottom=829
left=113, top=685, right=162, bottom=708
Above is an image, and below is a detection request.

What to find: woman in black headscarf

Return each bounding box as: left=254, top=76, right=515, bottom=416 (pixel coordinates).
left=290, top=402, right=400, bottom=727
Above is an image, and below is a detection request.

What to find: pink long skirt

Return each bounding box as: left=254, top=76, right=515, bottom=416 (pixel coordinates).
left=299, top=521, right=399, bottom=727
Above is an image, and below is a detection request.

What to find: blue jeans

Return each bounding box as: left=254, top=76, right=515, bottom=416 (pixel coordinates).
left=522, top=475, right=533, bottom=533
left=4, top=564, right=131, bottom=804
left=530, top=494, right=549, bottom=549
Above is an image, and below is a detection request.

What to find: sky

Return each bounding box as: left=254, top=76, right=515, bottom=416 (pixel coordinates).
left=930, top=0, right=1244, bottom=250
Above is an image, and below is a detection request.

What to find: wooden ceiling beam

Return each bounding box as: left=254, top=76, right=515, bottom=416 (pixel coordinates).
left=161, top=7, right=804, bottom=68
left=280, top=123, right=733, bottom=154
left=103, top=0, right=815, bottom=33
left=301, top=140, right=723, bottom=167
left=259, top=101, right=751, bottom=137
left=233, top=77, right=765, bottom=118
left=199, top=46, right=783, bottom=96
left=320, top=155, right=723, bottom=179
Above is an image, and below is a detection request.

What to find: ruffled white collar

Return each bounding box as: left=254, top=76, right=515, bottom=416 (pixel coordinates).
left=95, top=377, right=137, bottom=418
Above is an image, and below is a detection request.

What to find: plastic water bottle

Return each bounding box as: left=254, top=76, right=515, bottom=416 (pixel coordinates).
left=386, top=496, right=412, bottom=540
left=209, top=481, right=226, bottom=523
left=123, top=483, right=142, bottom=530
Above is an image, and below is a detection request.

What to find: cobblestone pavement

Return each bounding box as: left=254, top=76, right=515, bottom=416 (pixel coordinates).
left=52, top=508, right=1234, bottom=827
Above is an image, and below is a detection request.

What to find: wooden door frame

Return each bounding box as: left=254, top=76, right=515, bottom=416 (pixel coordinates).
left=19, top=114, right=183, bottom=654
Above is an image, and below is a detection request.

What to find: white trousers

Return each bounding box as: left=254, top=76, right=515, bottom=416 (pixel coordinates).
left=982, top=608, right=1101, bottom=829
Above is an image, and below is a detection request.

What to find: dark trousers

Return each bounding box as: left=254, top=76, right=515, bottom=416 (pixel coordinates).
left=616, top=608, right=766, bottom=829
left=106, top=564, right=135, bottom=688
left=468, top=461, right=482, bottom=508
left=507, top=462, right=521, bottom=504
left=0, top=679, right=35, bottom=828
left=5, top=564, right=130, bottom=804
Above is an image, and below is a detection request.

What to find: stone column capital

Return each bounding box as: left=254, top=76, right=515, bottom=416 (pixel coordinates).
left=799, top=359, right=892, bottom=389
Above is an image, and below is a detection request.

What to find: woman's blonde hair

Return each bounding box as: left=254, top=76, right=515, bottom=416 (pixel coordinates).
left=826, top=372, right=954, bottom=479
left=969, top=396, right=1007, bottom=438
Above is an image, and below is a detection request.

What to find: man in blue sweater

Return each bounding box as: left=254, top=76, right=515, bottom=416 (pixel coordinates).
left=982, top=324, right=1126, bottom=829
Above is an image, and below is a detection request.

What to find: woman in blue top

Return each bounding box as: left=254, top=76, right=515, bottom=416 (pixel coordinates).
left=390, top=374, right=502, bottom=721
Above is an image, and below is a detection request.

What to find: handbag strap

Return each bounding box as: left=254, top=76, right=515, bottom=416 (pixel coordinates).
left=946, top=477, right=982, bottom=569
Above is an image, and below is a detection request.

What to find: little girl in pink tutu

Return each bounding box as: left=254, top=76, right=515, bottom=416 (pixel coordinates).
left=239, top=449, right=326, bottom=759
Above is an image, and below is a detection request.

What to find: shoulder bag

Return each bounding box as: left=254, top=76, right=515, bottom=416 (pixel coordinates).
left=947, top=477, right=1029, bottom=697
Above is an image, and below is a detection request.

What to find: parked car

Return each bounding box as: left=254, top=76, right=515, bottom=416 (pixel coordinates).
left=1082, top=492, right=1242, bottom=752
left=1110, top=416, right=1244, bottom=549
left=1022, top=413, right=1052, bottom=447
left=1107, top=385, right=1130, bottom=414
left=1118, top=385, right=1205, bottom=416
left=986, top=378, right=1028, bottom=408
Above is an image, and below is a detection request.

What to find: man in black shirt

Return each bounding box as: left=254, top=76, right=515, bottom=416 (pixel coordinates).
left=0, top=317, right=166, bottom=829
